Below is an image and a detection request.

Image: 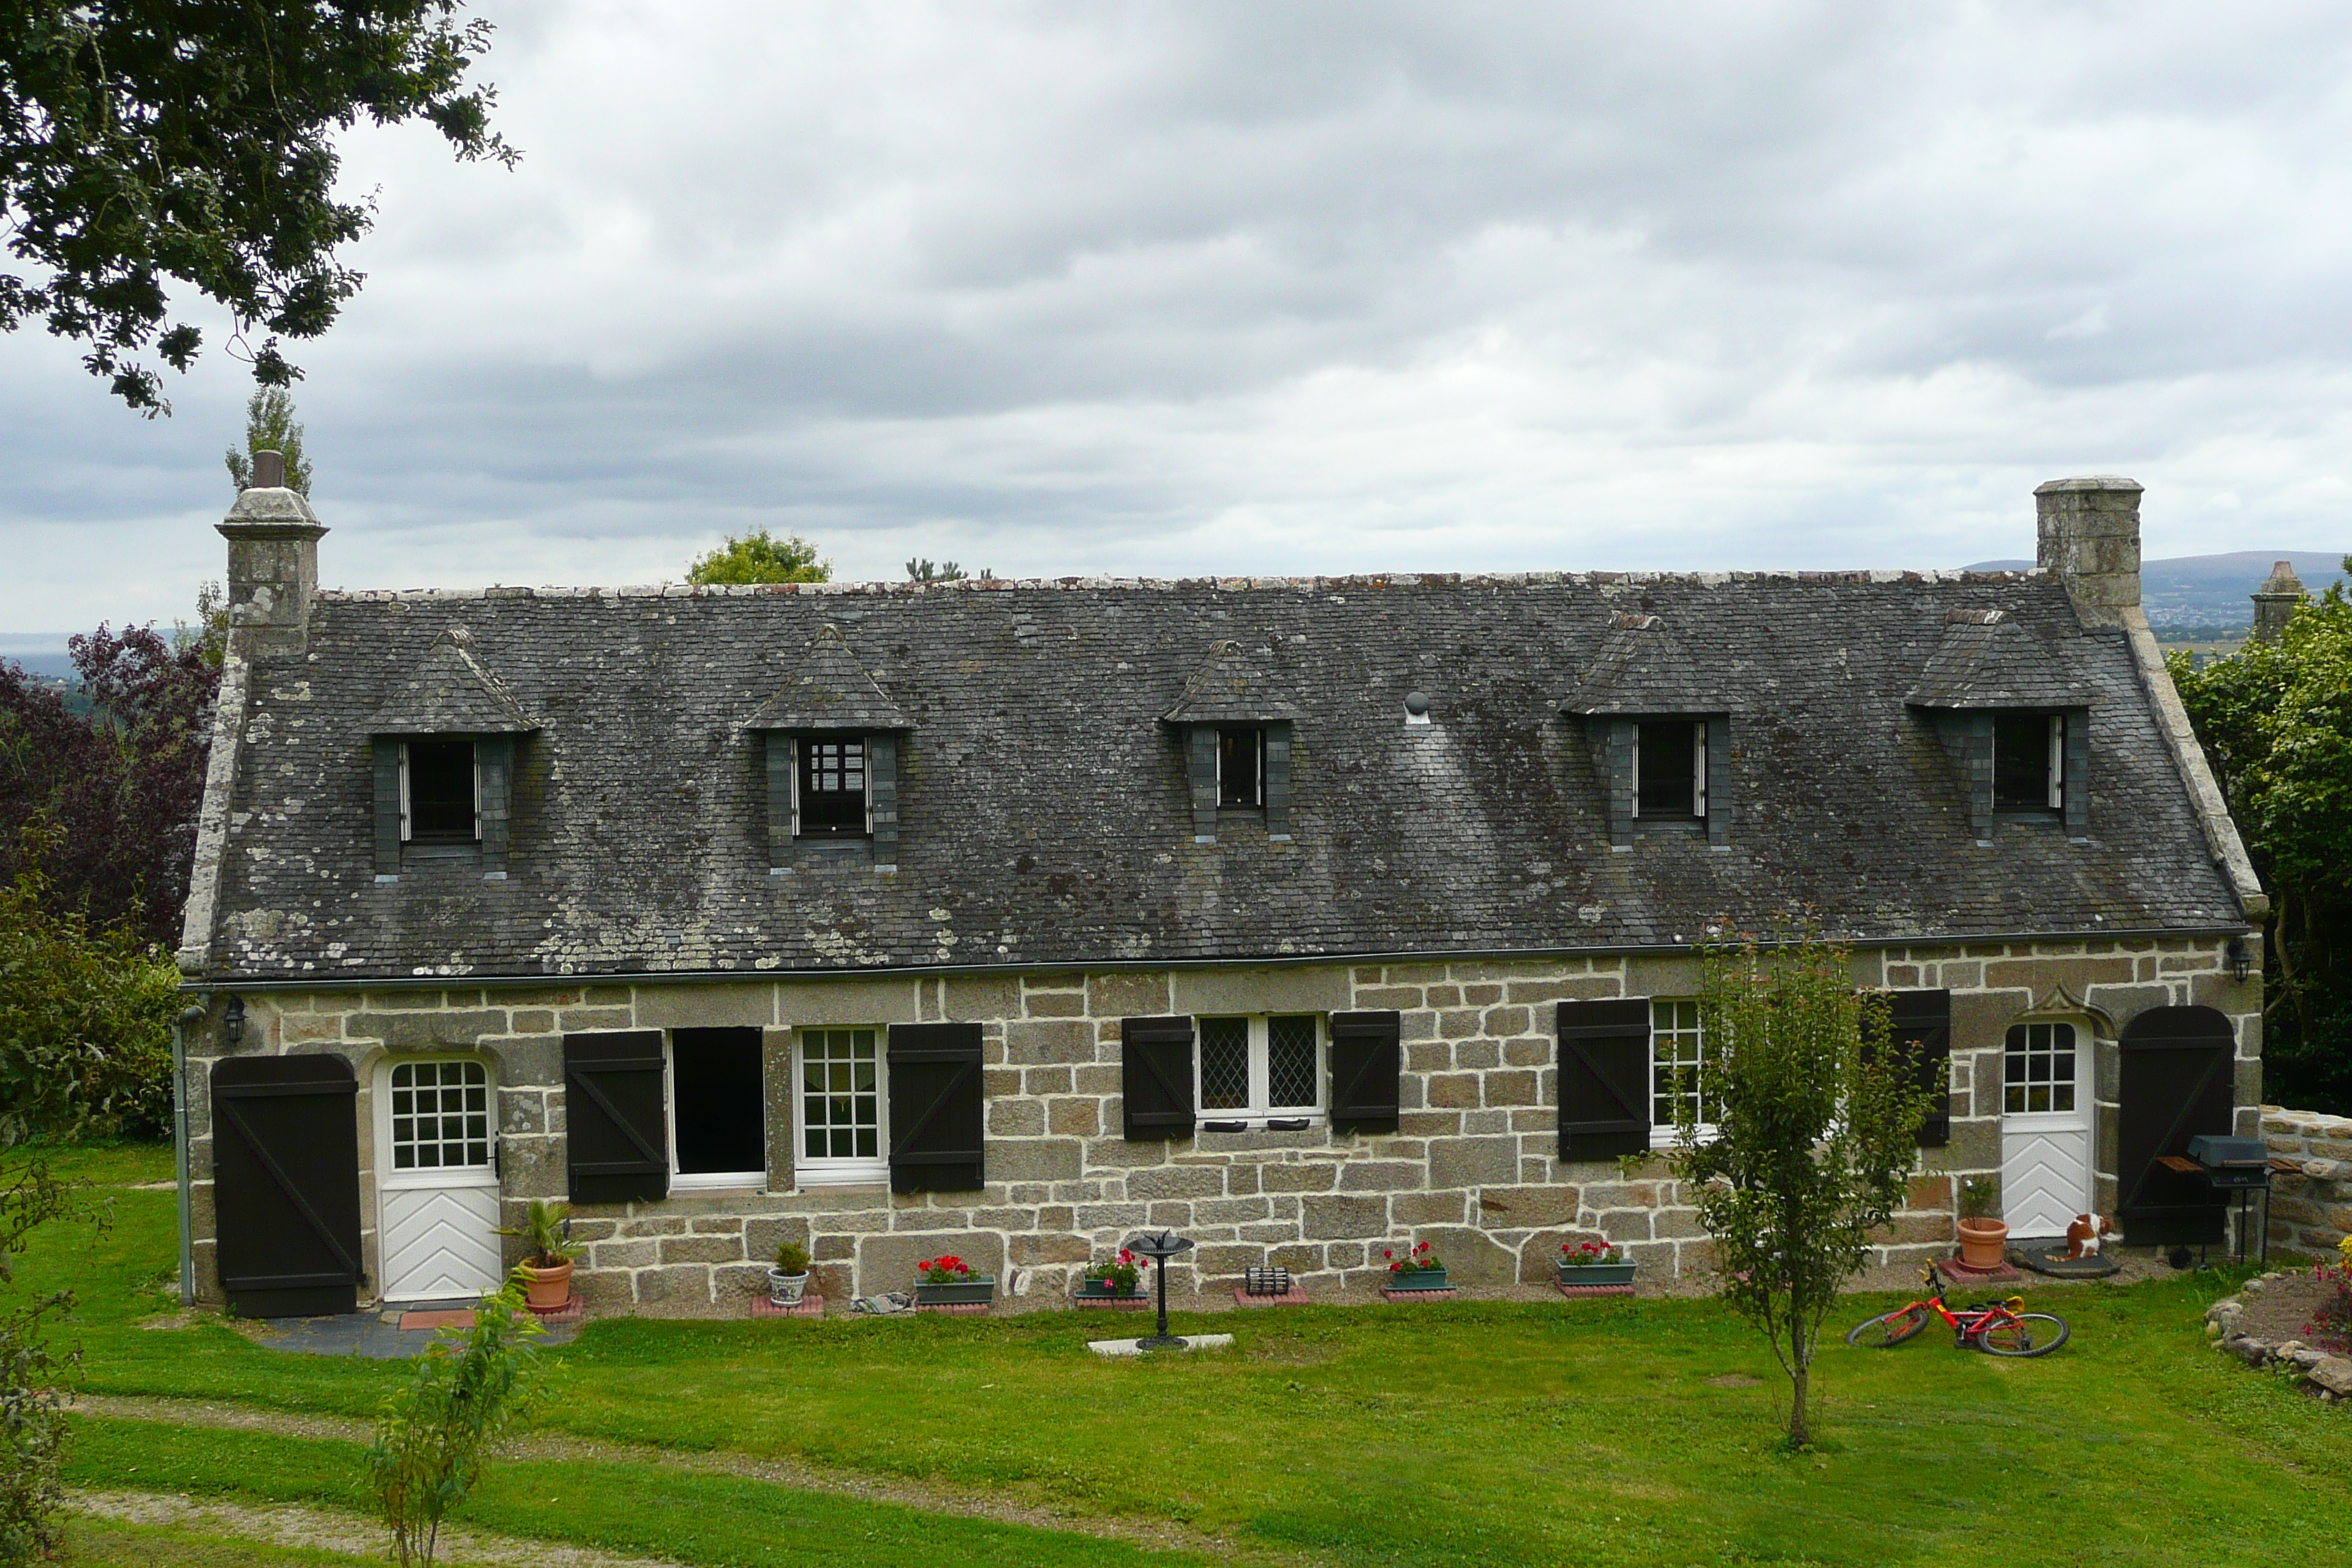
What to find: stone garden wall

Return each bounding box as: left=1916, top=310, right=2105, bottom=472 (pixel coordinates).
left=186, top=933, right=2254, bottom=1313
left=2263, top=1106, right=2352, bottom=1256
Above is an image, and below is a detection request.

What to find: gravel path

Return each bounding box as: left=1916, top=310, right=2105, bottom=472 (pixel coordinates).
left=68, top=1488, right=681, bottom=1568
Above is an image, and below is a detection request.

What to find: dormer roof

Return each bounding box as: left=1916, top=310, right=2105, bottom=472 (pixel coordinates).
left=1906, top=608, right=2092, bottom=709
left=1161, top=640, right=1304, bottom=724
left=369, top=626, right=540, bottom=734
left=741, top=623, right=911, bottom=731
left=1558, top=614, right=1713, bottom=715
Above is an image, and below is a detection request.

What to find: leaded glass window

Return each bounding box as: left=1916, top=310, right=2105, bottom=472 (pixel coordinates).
left=389, top=1060, right=491, bottom=1171
left=1267, top=1015, right=1319, bottom=1109
left=1195, top=1014, right=1322, bottom=1120
left=1199, top=1017, right=1251, bottom=1110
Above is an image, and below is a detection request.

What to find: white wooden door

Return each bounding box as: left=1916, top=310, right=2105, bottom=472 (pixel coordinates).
left=378, top=1059, right=503, bottom=1303
left=1999, top=1022, right=2092, bottom=1239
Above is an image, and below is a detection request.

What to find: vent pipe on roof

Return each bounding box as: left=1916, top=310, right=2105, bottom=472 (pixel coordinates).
left=2034, top=475, right=2142, bottom=630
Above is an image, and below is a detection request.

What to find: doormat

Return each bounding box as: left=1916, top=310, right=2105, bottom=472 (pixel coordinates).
left=2010, top=1245, right=2122, bottom=1278
left=396, top=1309, right=475, bottom=1331
left=1232, top=1285, right=1311, bottom=1307
left=751, top=1294, right=826, bottom=1319
left=1941, top=1254, right=2022, bottom=1282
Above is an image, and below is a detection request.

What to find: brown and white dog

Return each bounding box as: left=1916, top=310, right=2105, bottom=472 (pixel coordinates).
left=2062, top=1213, right=2114, bottom=1260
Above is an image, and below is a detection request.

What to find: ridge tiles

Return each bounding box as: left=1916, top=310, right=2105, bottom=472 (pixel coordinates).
left=369, top=626, right=540, bottom=734
left=1906, top=608, right=2092, bottom=709
left=742, top=623, right=911, bottom=731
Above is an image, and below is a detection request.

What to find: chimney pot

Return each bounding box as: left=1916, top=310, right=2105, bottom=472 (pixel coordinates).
left=2251, top=559, right=2307, bottom=644
left=251, top=449, right=286, bottom=489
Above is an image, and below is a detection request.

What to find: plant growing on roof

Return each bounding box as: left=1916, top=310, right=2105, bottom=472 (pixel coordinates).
left=1665, top=928, right=1938, bottom=1450
left=1384, top=1241, right=1444, bottom=1275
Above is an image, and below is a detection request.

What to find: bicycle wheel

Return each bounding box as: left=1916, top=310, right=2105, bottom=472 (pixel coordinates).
left=1975, top=1312, right=2070, bottom=1357
left=1845, top=1307, right=1930, bottom=1348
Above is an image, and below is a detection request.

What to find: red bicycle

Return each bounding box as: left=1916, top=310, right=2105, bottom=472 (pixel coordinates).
left=1844, top=1263, right=2070, bottom=1357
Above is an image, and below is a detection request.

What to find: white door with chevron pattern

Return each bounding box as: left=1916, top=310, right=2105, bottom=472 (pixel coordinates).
left=377, top=1058, right=502, bottom=1303
left=1999, top=1022, right=2093, bottom=1240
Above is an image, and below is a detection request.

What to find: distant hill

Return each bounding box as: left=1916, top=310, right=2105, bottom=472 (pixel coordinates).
left=1963, top=550, right=2348, bottom=632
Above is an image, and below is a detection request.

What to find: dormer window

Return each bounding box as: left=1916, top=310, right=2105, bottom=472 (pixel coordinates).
left=401, top=740, right=478, bottom=844
left=1633, top=720, right=1708, bottom=821
left=1992, top=713, right=2064, bottom=815
left=1217, top=728, right=1264, bottom=808
left=799, top=737, right=870, bottom=835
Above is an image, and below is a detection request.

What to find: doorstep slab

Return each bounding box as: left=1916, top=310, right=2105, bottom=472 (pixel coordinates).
left=751, top=1293, right=826, bottom=1319
left=1087, top=1333, right=1237, bottom=1357
left=396, top=1309, right=476, bottom=1331
left=1232, top=1286, right=1311, bottom=1307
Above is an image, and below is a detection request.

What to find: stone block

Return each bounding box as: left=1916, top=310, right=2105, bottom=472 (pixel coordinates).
left=345, top=1010, right=509, bottom=1049
left=1408, top=1226, right=1519, bottom=1288
left=1195, top=1196, right=1273, bottom=1224
left=943, top=973, right=1021, bottom=1018
left=1908, top=1175, right=1953, bottom=1211
left=630, top=984, right=774, bottom=1028
left=587, top=1238, right=658, bottom=1270
left=1407, top=1043, right=1451, bottom=1074
left=1127, top=1165, right=1226, bottom=1199
left=774, top=976, right=921, bottom=1027
left=1147, top=1202, right=1194, bottom=1227
left=743, top=1215, right=813, bottom=1262
left=1337, top=1161, right=1426, bottom=1191
left=1352, top=987, right=1426, bottom=1011
left=1302, top=1194, right=1389, bottom=1239
left=1472, top=1185, right=1580, bottom=1227
left=1005, top=1020, right=1095, bottom=1065
left=856, top=1230, right=1004, bottom=1295
left=1428, top=1136, right=1520, bottom=1190
left=1194, top=1244, right=1263, bottom=1278
left=1401, top=1111, right=1463, bottom=1137
left=988, top=1098, right=1046, bottom=1137
left=634, top=1265, right=715, bottom=1306
left=1173, top=964, right=1352, bottom=1015
left=1262, top=1162, right=1338, bottom=1192
left=1267, top=1243, right=1325, bottom=1274
left=712, top=1262, right=773, bottom=1301
left=572, top=1268, right=635, bottom=1308
left=1327, top=1243, right=1367, bottom=1269
left=1455, top=1039, right=1501, bottom=1070
left=1074, top=1064, right=1123, bottom=1095
left=1224, top=1164, right=1261, bottom=1195
left=990, top=1139, right=1083, bottom=1182
left=1391, top=1191, right=1467, bottom=1225
left=1503, top=1039, right=1549, bottom=1066
left=1048, top=1098, right=1101, bottom=1137
left=1010, top=1232, right=1094, bottom=1266
left=555, top=1007, right=636, bottom=1033
left=1484, top=1070, right=1539, bottom=1107
left=1088, top=970, right=1170, bottom=1019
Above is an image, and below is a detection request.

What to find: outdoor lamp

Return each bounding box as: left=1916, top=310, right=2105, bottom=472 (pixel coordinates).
left=2225, top=938, right=2252, bottom=984
left=223, top=995, right=246, bottom=1044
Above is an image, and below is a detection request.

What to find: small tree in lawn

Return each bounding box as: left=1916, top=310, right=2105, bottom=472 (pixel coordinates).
left=1665, top=932, right=1937, bottom=1450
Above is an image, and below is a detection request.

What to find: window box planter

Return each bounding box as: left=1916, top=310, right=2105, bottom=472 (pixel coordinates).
left=1384, top=1267, right=1450, bottom=1292
left=914, top=1275, right=997, bottom=1308
left=1074, top=1279, right=1150, bottom=1310
left=1556, top=1261, right=1637, bottom=1288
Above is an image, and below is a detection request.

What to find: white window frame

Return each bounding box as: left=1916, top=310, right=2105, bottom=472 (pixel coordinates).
left=664, top=1034, right=767, bottom=1192
left=2002, top=1019, right=2082, bottom=1118
left=1214, top=727, right=1265, bottom=810
left=396, top=739, right=481, bottom=845
left=792, top=1025, right=889, bottom=1188
left=1648, top=998, right=1716, bottom=1148
left=1194, top=1013, right=1326, bottom=1126
left=377, top=1056, right=497, bottom=1185
left=2046, top=714, right=2065, bottom=811
left=791, top=735, right=874, bottom=839
left=1629, top=721, right=1708, bottom=821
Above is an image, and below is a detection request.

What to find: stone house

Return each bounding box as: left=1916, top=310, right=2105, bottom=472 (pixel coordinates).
left=176, top=467, right=2268, bottom=1315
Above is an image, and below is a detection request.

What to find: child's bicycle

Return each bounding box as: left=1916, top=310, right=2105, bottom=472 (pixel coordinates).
left=1844, top=1262, right=2070, bottom=1357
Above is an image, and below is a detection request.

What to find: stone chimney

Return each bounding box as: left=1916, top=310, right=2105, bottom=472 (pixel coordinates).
left=2250, top=559, right=2306, bottom=644
left=2034, top=475, right=2143, bottom=628
left=217, top=448, right=326, bottom=659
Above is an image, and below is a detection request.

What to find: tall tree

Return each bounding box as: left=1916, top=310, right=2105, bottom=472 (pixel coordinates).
left=1, top=2, right=516, bottom=415
left=0, top=624, right=218, bottom=946
left=225, top=388, right=314, bottom=495
left=2170, top=560, right=2352, bottom=1114
left=685, top=529, right=831, bottom=586
left=1665, top=934, right=1936, bottom=1450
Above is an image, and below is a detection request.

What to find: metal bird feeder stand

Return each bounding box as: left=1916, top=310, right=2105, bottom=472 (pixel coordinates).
left=1125, top=1230, right=1195, bottom=1350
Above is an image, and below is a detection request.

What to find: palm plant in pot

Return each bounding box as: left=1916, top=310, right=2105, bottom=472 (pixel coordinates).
left=1956, top=1175, right=2008, bottom=1268
left=768, top=1241, right=813, bottom=1306
left=497, top=1199, right=580, bottom=1310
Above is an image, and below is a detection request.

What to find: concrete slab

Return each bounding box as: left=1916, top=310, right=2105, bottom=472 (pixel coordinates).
left=1086, top=1333, right=1236, bottom=1357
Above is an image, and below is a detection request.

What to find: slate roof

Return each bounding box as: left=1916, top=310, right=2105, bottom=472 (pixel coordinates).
left=1905, top=609, right=2095, bottom=709
left=1161, top=640, right=1306, bottom=723
left=740, top=623, right=911, bottom=731
left=369, top=627, right=540, bottom=734
left=193, top=570, right=2246, bottom=982
left=1559, top=614, right=1713, bottom=715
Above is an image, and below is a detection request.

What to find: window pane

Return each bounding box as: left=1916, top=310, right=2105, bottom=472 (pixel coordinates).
left=799, top=739, right=869, bottom=833
left=406, top=740, right=478, bottom=841
left=1636, top=723, right=1698, bottom=818
left=1267, top=1015, right=1318, bottom=1109
left=802, top=1028, right=882, bottom=1165
left=1199, top=1017, right=1250, bottom=1109
left=1993, top=714, right=2059, bottom=813
left=1651, top=1000, right=1708, bottom=1125
left=1217, top=729, right=1263, bottom=808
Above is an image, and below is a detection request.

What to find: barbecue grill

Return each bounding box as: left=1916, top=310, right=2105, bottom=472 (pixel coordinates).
left=2158, top=1135, right=2284, bottom=1265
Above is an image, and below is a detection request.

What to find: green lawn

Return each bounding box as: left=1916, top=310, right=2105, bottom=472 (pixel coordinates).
left=16, top=1142, right=2351, bottom=1568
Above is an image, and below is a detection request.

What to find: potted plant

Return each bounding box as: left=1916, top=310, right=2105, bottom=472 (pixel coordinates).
left=1074, top=1247, right=1149, bottom=1303
left=1383, top=1240, right=1448, bottom=1291
left=768, top=1240, right=813, bottom=1306
left=913, top=1254, right=996, bottom=1308
left=1557, top=1238, right=1637, bottom=1287
left=1956, top=1175, right=2008, bottom=1268
left=497, top=1198, right=580, bottom=1311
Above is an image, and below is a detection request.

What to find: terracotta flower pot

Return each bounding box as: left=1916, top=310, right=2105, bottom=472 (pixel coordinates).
left=1956, top=1218, right=2010, bottom=1270
left=518, top=1259, right=575, bottom=1310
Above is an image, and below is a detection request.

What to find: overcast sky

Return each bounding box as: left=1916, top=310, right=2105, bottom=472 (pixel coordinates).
left=7, top=1, right=2352, bottom=634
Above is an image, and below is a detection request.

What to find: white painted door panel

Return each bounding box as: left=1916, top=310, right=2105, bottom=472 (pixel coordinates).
left=381, top=1183, right=503, bottom=1301
left=2001, top=1122, right=2093, bottom=1239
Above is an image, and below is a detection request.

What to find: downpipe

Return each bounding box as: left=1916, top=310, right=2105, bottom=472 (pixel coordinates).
left=171, top=1002, right=206, bottom=1308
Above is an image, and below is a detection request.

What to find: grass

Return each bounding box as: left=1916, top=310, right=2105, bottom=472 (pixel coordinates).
left=59, top=1515, right=392, bottom=1567
left=15, top=1141, right=2352, bottom=1567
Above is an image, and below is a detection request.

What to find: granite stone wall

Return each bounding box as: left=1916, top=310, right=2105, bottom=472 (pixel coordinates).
left=185, top=935, right=2255, bottom=1312
left=2263, top=1107, right=2352, bottom=1256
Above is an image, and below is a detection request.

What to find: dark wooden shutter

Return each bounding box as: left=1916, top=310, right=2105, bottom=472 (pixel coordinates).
left=212, top=1055, right=363, bottom=1319
left=1122, top=1015, right=1196, bottom=1139
left=1888, top=990, right=1953, bottom=1147
left=887, top=1023, right=985, bottom=1192
left=1557, top=998, right=1651, bottom=1159
left=1329, top=1011, right=1401, bottom=1134
left=2118, top=1006, right=2236, bottom=1245
left=564, top=1031, right=670, bottom=1204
